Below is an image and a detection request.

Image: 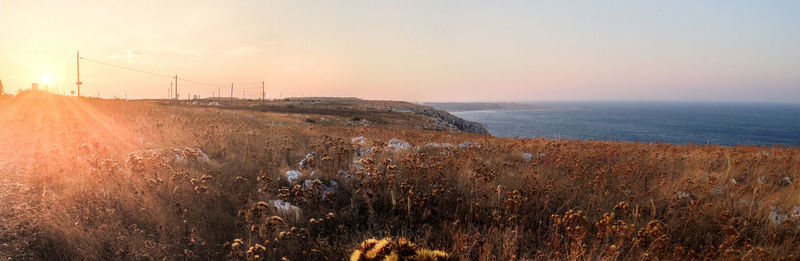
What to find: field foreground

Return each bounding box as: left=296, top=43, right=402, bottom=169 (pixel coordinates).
left=1, top=93, right=799, bottom=260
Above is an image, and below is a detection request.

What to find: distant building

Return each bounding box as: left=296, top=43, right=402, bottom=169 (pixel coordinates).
left=0, top=79, right=4, bottom=95
left=32, top=83, right=39, bottom=91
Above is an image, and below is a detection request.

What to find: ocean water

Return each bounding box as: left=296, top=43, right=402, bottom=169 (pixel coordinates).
left=452, top=102, right=800, bottom=146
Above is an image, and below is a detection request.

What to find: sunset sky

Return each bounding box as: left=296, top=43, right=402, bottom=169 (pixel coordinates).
left=0, top=1, right=798, bottom=102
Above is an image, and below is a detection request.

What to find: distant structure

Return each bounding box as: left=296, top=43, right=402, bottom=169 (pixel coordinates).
left=0, top=79, right=4, bottom=95
left=32, top=83, right=39, bottom=91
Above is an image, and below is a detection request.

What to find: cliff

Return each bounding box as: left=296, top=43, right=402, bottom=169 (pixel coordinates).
left=406, top=106, right=489, bottom=134
left=168, top=97, right=491, bottom=135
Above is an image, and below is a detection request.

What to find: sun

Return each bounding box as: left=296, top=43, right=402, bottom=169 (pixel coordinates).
left=41, top=74, right=53, bottom=85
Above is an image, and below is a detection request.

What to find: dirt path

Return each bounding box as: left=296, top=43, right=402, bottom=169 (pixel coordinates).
left=0, top=162, right=33, bottom=259
left=0, top=134, right=38, bottom=259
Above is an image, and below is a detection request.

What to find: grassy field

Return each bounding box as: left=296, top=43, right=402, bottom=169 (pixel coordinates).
left=1, top=92, right=799, bottom=260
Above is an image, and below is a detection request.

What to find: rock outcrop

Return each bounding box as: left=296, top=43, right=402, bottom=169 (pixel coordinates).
left=414, top=106, right=489, bottom=134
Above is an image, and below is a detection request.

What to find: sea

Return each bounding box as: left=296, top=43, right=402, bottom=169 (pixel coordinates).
left=452, top=102, right=800, bottom=147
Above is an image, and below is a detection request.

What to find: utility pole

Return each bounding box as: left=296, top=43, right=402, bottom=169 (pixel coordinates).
left=243, top=89, right=245, bottom=99
left=76, top=51, right=82, bottom=97
left=262, top=81, right=265, bottom=100
left=230, top=83, right=233, bottom=101
left=169, top=82, right=173, bottom=99
left=174, top=74, right=178, bottom=100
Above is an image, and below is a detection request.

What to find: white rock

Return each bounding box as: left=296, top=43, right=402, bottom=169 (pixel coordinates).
left=303, top=179, right=319, bottom=189
left=321, top=181, right=339, bottom=197
left=352, top=159, right=364, bottom=171
left=767, top=206, right=800, bottom=225
left=351, top=136, right=366, bottom=145
left=425, top=142, right=453, bottom=148
left=268, top=200, right=302, bottom=219
left=269, top=199, right=293, bottom=211
left=789, top=206, right=800, bottom=220
left=326, top=180, right=339, bottom=195
left=459, top=141, right=481, bottom=149
left=285, top=170, right=301, bottom=184
left=357, top=147, right=374, bottom=158
left=302, top=179, right=340, bottom=199
left=208, top=102, right=220, bottom=106
left=299, top=152, right=317, bottom=169
left=168, top=147, right=211, bottom=164
left=521, top=153, right=533, bottom=162
left=387, top=139, right=411, bottom=151
left=769, top=211, right=788, bottom=225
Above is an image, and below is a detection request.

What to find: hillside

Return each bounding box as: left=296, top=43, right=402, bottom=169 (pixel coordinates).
left=157, top=98, right=489, bottom=134
left=1, top=93, right=799, bottom=260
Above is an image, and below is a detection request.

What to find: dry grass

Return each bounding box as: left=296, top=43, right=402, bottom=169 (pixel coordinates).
left=1, top=92, right=799, bottom=260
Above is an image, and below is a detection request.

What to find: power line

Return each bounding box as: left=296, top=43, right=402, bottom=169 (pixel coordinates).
left=79, top=56, right=173, bottom=78
left=79, top=56, right=262, bottom=90
left=74, top=53, right=274, bottom=99
left=179, top=78, right=225, bottom=88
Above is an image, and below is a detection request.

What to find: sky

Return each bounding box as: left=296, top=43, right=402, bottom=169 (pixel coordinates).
left=0, top=0, right=799, bottom=102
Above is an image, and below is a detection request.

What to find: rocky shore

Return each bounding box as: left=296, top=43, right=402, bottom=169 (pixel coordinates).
left=407, top=106, right=489, bottom=134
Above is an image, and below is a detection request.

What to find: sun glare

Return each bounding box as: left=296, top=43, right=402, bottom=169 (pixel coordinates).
left=41, top=74, right=53, bottom=85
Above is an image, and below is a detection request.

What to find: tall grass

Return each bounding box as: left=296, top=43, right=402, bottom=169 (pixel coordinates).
left=1, top=95, right=798, bottom=260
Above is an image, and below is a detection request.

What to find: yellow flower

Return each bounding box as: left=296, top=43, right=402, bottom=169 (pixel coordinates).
left=416, top=248, right=451, bottom=261
left=366, top=238, right=392, bottom=259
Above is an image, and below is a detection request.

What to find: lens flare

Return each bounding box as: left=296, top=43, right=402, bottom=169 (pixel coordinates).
left=41, top=74, right=53, bottom=85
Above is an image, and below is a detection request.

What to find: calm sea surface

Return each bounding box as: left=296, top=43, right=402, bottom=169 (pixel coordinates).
left=452, top=102, right=800, bottom=146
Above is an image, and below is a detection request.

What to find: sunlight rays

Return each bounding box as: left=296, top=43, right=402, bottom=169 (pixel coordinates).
left=0, top=93, right=139, bottom=171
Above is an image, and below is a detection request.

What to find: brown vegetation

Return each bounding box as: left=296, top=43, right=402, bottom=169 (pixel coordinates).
left=1, top=92, right=799, bottom=260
